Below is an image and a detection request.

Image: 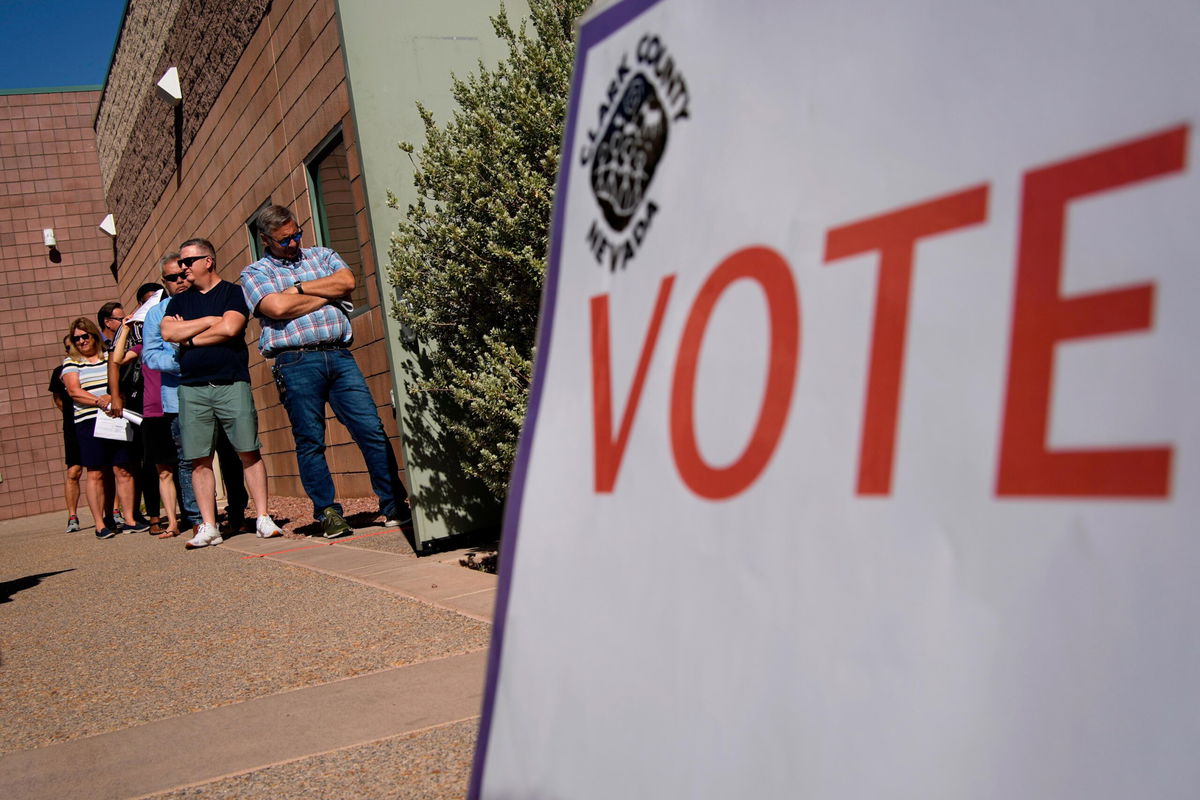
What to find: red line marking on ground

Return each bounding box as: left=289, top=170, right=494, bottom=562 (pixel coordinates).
left=332, top=529, right=395, bottom=543
left=241, top=542, right=326, bottom=559
left=240, top=528, right=400, bottom=558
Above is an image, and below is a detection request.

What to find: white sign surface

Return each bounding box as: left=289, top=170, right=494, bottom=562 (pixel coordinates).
left=473, top=1, right=1200, bottom=797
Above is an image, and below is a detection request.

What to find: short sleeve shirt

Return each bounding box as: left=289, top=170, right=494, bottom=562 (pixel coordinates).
left=240, top=247, right=353, bottom=356
left=60, top=355, right=109, bottom=423
left=48, top=365, right=74, bottom=429
left=164, top=280, right=251, bottom=385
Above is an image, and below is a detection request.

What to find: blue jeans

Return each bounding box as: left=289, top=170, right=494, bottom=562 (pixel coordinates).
left=274, top=348, right=407, bottom=520
left=170, top=414, right=199, bottom=527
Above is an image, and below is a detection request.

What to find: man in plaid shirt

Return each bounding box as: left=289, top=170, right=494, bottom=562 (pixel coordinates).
left=241, top=204, right=411, bottom=538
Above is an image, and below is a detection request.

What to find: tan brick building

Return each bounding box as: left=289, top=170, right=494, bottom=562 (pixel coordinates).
left=95, top=0, right=397, bottom=507
left=4, top=0, right=530, bottom=547
left=0, top=89, right=120, bottom=521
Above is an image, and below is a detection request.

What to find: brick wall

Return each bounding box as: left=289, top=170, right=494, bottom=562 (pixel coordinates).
left=0, top=90, right=122, bottom=521
left=95, top=0, right=270, bottom=268
left=97, top=0, right=405, bottom=507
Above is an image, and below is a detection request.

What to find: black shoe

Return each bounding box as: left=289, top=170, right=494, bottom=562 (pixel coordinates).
left=321, top=507, right=351, bottom=539
left=224, top=507, right=251, bottom=531
left=124, top=518, right=150, bottom=532
left=103, top=517, right=121, bottom=534
left=95, top=527, right=117, bottom=540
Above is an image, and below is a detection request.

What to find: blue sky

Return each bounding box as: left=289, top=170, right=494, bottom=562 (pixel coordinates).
left=0, top=0, right=127, bottom=91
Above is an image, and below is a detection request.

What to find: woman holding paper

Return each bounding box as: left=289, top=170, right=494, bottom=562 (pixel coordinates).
left=61, top=317, right=136, bottom=540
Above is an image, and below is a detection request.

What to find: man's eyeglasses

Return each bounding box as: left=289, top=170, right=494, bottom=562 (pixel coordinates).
left=270, top=229, right=303, bottom=247
left=72, top=334, right=95, bottom=343
left=162, top=271, right=188, bottom=282
left=178, top=254, right=210, bottom=269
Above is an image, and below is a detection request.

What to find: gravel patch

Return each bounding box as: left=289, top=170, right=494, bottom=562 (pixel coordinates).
left=264, top=496, right=420, bottom=558
left=258, top=496, right=408, bottom=539
left=0, top=519, right=491, bottom=755
left=150, top=718, right=479, bottom=799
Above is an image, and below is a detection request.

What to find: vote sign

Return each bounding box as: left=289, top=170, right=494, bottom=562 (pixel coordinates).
left=473, top=1, right=1200, bottom=797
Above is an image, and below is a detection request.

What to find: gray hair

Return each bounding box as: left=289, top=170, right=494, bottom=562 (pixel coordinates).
left=255, top=204, right=297, bottom=238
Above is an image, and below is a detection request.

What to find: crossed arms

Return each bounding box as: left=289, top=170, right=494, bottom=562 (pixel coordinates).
left=161, top=310, right=247, bottom=345
left=254, top=268, right=355, bottom=320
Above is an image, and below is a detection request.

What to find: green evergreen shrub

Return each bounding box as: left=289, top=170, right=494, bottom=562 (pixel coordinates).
left=388, top=0, right=592, bottom=501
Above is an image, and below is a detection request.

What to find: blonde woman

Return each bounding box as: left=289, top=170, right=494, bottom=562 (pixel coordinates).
left=61, top=317, right=136, bottom=539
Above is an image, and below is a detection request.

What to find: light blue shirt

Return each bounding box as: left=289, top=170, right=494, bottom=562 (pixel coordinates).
left=141, top=296, right=182, bottom=413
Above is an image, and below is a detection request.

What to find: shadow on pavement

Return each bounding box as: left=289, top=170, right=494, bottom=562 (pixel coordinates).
left=0, top=569, right=75, bottom=604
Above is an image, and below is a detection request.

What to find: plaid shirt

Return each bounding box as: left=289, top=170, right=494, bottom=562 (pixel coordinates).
left=240, top=247, right=354, bottom=356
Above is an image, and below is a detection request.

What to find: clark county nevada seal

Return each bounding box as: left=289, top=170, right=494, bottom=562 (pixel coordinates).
left=581, top=33, right=691, bottom=272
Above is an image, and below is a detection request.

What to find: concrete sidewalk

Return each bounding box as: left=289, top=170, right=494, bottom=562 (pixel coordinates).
left=0, top=509, right=498, bottom=798
left=221, top=531, right=497, bottom=623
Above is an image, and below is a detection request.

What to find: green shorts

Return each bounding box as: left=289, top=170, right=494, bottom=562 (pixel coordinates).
left=178, top=381, right=262, bottom=461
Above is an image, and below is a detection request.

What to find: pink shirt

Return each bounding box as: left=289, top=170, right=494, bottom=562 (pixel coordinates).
left=135, top=344, right=164, bottom=417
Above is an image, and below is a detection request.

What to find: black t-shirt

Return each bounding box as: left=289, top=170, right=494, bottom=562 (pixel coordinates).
left=165, top=280, right=251, bottom=385
left=48, top=365, right=74, bottom=430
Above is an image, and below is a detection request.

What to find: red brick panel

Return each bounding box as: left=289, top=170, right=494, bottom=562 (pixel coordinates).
left=0, top=90, right=120, bottom=521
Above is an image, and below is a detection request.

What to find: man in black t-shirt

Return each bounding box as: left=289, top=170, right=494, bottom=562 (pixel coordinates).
left=161, top=237, right=283, bottom=548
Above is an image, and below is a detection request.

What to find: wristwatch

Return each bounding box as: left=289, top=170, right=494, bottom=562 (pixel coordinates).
left=294, top=280, right=305, bottom=294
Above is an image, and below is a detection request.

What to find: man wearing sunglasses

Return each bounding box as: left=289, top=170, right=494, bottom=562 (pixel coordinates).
left=137, top=253, right=202, bottom=537
left=241, top=204, right=411, bottom=540
left=143, top=260, right=249, bottom=535
left=162, top=238, right=284, bottom=548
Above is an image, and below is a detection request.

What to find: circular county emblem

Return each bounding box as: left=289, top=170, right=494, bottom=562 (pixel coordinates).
left=589, top=73, right=669, bottom=233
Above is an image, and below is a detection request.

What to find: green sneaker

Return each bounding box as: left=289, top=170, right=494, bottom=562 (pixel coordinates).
left=321, top=507, right=351, bottom=539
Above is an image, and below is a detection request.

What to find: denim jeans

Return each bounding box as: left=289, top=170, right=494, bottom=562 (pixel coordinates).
left=274, top=348, right=407, bottom=520
left=170, top=414, right=199, bottom=527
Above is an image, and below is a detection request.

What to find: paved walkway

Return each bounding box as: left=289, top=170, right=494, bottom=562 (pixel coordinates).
left=0, top=509, right=497, bottom=799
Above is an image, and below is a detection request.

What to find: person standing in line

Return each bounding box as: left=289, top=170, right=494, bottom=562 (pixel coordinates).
left=138, top=253, right=200, bottom=537
left=96, top=300, right=150, bottom=531
left=138, top=257, right=251, bottom=534
left=161, top=238, right=283, bottom=548
left=97, top=301, right=125, bottom=348
left=97, top=301, right=128, bottom=526
left=132, top=281, right=166, bottom=532
left=107, top=282, right=167, bottom=532
left=60, top=318, right=136, bottom=539
left=111, top=273, right=190, bottom=538
left=132, top=270, right=250, bottom=535
left=241, top=204, right=411, bottom=539
left=48, top=335, right=84, bottom=532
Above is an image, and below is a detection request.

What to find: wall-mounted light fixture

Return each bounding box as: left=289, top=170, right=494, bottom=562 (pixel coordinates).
left=156, top=67, right=182, bottom=104
left=98, top=214, right=116, bottom=237
left=43, top=228, right=56, bottom=248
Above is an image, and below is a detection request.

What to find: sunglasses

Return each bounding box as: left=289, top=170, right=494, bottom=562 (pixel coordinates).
left=162, top=271, right=188, bottom=282
left=269, top=229, right=303, bottom=247
left=72, top=333, right=95, bottom=343
left=178, top=254, right=210, bottom=269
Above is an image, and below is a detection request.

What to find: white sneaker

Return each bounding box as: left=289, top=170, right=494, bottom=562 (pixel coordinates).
left=256, top=515, right=283, bottom=539
left=185, top=523, right=223, bottom=549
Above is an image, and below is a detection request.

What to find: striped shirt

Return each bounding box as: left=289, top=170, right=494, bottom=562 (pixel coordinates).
left=240, top=247, right=353, bottom=357
left=60, top=355, right=109, bottom=423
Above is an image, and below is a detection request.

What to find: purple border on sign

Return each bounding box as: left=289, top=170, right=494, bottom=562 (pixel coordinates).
left=468, top=0, right=667, bottom=796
